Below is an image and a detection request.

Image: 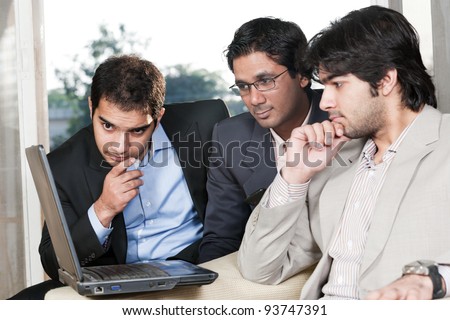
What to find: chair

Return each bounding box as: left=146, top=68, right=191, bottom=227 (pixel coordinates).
left=159, top=99, right=230, bottom=262
left=161, top=99, right=230, bottom=139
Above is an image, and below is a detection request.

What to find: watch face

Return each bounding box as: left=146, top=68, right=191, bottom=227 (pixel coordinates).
left=403, top=264, right=429, bottom=275
left=402, top=260, right=436, bottom=276
left=403, top=260, right=444, bottom=299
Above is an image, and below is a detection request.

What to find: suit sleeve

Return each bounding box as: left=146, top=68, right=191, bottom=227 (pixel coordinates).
left=198, top=124, right=253, bottom=263
left=237, top=183, right=321, bottom=284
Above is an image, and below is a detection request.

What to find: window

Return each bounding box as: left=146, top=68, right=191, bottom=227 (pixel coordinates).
left=43, top=0, right=372, bottom=148
left=0, top=0, right=46, bottom=299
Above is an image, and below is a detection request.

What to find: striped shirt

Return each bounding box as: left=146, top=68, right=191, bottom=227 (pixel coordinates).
left=321, top=138, right=399, bottom=299
left=267, top=136, right=403, bottom=299
left=265, top=118, right=448, bottom=299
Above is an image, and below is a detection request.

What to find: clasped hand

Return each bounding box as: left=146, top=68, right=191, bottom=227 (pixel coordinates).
left=281, top=121, right=350, bottom=184
left=94, top=158, right=143, bottom=227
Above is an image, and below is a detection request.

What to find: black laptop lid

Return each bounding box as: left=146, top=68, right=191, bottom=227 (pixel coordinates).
left=25, top=144, right=85, bottom=281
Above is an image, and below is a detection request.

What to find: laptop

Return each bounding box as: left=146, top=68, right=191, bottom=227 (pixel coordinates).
left=25, top=144, right=218, bottom=296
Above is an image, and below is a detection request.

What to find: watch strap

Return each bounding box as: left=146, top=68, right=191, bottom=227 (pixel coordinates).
left=429, top=265, right=446, bottom=299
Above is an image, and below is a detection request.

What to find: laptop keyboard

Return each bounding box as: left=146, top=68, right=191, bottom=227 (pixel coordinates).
left=83, top=263, right=169, bottom=281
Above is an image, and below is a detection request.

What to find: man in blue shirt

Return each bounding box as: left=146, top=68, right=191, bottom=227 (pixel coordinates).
left=10, top=54, right=228, bottom=299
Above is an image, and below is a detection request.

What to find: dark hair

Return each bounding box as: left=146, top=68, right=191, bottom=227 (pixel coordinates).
left=90, top=54, right=166, bottom=119
left=306, top=5, right=436, bottom=110
left=225, top=17, right=311, bottom=80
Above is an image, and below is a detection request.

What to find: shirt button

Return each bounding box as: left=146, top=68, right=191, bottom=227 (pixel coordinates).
left=145, top=201, right=151, bottom=207
left=149, top=219, right=154, bottom=224
left=354, top=202, right=360, bottom=208
left=347, top=240, right=353, bottom=249
left=337, top=275, right=343, bottom=284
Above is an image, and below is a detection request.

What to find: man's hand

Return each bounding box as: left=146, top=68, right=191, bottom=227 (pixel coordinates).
left=281, top=120, right=350, bottom=184
left=94, top=158, right=144, bottom=227
left=365, top=275, right=433, bottom=300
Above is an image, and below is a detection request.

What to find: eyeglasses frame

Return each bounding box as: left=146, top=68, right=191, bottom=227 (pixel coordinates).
left=229, top=69, right=290, bottom=96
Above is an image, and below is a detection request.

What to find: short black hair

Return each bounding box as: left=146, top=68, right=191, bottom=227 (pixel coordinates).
left=225, top=17, right=311, bottom=80
left=307, top=5, right=436, bottom=110
left=90, top=54, right=166, bottom=119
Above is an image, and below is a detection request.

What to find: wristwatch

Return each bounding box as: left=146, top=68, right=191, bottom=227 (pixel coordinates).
left=402, top=260, right=446, bottom=299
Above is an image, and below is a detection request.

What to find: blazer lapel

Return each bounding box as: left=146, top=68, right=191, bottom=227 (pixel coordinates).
left=84, top=125, right=111, bottom=201
left=360, top=106, right=441, bottom=275
left=300, top=254, right=333, bottom=299
left=83, top=130, right=128, bottom=263
left=242, top=124, right=277, bottom=195
left=318, top=139, right=366, bottom=246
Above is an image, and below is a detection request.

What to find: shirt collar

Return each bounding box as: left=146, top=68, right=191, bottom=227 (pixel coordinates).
left=269, top=102, right=312, bottom=146
left=140, top=124, right=172, bottom=166
left=270, top=128, right=285, bottom=149
left=362, top=113, right=419, bottom=163
left=151, top=124, right=171, bottom=152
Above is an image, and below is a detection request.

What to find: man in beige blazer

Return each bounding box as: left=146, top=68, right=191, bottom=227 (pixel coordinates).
left=238, top=6, right=450, bottom=300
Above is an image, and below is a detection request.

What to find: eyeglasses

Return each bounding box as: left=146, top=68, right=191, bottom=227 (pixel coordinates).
left=229, top=69, right=289, bottom=96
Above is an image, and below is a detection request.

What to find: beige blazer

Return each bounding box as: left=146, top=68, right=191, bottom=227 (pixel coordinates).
left=238, top=105, right=450, bottom=299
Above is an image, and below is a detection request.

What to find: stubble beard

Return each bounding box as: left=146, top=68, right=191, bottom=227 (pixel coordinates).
left=343, top=99, right=386, bottom=139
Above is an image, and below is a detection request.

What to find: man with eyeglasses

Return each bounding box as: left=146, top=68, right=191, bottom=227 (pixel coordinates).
left=198, top=17, right=328, bottom=263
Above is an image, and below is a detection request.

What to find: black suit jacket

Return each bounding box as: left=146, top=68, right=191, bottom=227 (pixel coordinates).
left=39, top=100, right=229, bottom=281
left=198, top=89, right=328, bottom=263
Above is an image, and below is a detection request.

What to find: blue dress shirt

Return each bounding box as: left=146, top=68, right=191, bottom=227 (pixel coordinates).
left=88, top=124, right=202, bottom=263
